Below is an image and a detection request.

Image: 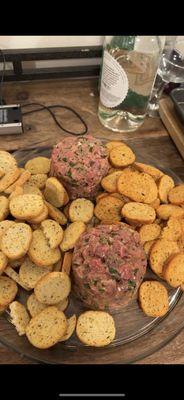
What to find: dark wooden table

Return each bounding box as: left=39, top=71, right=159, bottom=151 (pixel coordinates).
left=0, top=77, right=184, bottom=364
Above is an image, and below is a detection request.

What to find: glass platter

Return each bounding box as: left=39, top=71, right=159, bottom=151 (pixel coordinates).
left=0, top=143, right=183, bottom=364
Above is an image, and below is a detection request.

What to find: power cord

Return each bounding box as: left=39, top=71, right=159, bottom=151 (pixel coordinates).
left=21, top=102, right=88, bottom=136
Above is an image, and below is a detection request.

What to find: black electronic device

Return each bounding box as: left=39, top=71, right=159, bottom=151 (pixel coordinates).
left=0, top=104, right=23, bottom=135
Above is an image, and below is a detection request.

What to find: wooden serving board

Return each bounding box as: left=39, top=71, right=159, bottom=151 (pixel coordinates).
left=159, top=97, right=184, bottom=160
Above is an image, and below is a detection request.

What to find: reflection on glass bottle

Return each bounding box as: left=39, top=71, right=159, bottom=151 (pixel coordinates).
left=98, top=36, right=164, bottom=133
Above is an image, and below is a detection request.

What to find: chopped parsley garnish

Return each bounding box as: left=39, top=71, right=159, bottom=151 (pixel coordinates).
left=66, top=169, right=72, bottom=178
left=99, top=287, right=105, bottom=293
left=134, top=268, right=139, bottom=275
left=92, top=279, right=98, bottom=286
left=89, top=146, right=93, bottom=152
left=128, top=280, right=136, bottom=289
left=84, top=283, right=90, bottom=289
left=69, top=161, right=76, bottom=167
left=62, top=157, right=68, bottom=162
left=99, top=237, right=109, bottom=245
left=109, top=267, right=120, bottom=275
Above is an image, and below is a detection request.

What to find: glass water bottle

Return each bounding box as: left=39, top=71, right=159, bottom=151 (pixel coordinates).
left=98, top=36, right=165, bottom=133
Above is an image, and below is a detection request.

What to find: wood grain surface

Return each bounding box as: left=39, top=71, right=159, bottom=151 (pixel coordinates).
left=0, top=77, right=184, bottom=364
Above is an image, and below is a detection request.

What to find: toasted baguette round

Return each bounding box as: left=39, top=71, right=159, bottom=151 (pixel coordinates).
left=9, top=186, right=24, bottom=200
left=168, top=184, right=184, bottom=205
left=0, top=151, right=17, bottom=174
left=0, top=276, right=18, bottom=307
left=94, top=195, right=123, bottom=222
left=149, top=239, right=179, bottom=278
left=23, top=182, right=43, bottom=197
left=45, top=201, right=67, bottom=225
left=139, top=223, right=161, bottom=244
left=44, top=177, right=66, bottom=208
left=0, top=251, right=8, bottom=275
left=158, top=175, right=175, bottom=203
left=139, top=281, right=169, bottom=317
left=101, top=171, right=124, bottom=193
left=0, top=196, right=9, bottom=221
left=143, top=240, right=157, bottom=257
left=40, top=219, right=63, bottom=249
left=69, top=198, right=94, bottom=223
left=163, top=253, right=184, bottom=287
left=27, top=203, right=48, bottom=224
left=149, top=198, right=160, bottom=210
left=76, top=311, right=115, bottom=347
left=10, top=194, right=44, bottom=220
left=156, top=204, right=184, bottom=220
left=106, top=141, right=123, bottom=152
left=34, top=271, right=71, bottom=305
left=161, top=217, right=182, bottom=241
left=134, top=162, right=164, bottom=181
left=0, top=220, right=16, bottom=241
left=4, top=266, right=31, bottom=291
left=62, top=251, right=73, bottom=275
left=117, top=168, right=158, bottom=204
left=60, top=221, right=86, bottom=252
left=109, top=144, right=135, bottom=167
left=9, top=301, right=30, bottom=336
left=122, top=202, right=156, bottom=224
left=28, top=229, right=61, bottom=267
left=19, top=257, right=53, bottom=289
left=27, top=293, right=68, bottom=317
left=28, top=173, right=47, bottom=189
left=60, top=314, right=77, bottom=342
left=1, top=223, right=32, bottom=260
left=26, top=306, right=67, bottom=349
left=5, top=170, right=31, bottom=194
left=0, top=167, right=21, bottom=193
left=25, top=157, right=51, bottom=174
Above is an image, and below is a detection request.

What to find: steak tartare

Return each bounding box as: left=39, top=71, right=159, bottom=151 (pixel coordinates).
left=72, top=223, right=147, bottom=311
left=51, top=135, right=109, bottom=199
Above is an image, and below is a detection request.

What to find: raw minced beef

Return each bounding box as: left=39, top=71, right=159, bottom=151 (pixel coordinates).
left=72, top=223, right=147, bottom=311
left=50, top=135, right=109, bottom=199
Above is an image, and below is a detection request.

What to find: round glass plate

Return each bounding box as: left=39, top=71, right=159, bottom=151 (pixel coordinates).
left=0, top=143, right=183, bottom=364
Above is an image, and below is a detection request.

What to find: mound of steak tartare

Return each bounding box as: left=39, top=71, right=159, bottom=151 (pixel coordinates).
left=72, top=223, right=147, bottom=311
left=51, top=135, right=109, bottom=199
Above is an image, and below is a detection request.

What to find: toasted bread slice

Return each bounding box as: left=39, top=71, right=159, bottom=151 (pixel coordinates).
left=161, top=217, right=182, bottom=241
left=1, top=223, right=32, bottom=260
left=0, top=276, right=18, bottom=307
left=62, top=251, right=73, bottom=275
left=101, top=171, right=124, bottom=193
left=19, top=257, right=53, bottom=289
left=60, top=314, right=77, bottom=342
left=163, top=253, right=184, bottom=287
left=158, top=175, right=174, bottom=203
left=28, top=203, right=48, bottom=224
left=0, top=168, right=21, bottom=193
left=0, top=251, right=8, bottom=275
left=0, top=196, right=9, bottom=222
left=9, top=301, right=30, bottom=336
left=27, top=293, right=68, bottom=317
left=5, top=170, right=31, bottom=194
left=76, top=311, right=115, bottom=347
left=156, top=204, right=184, bottom=220
left=29, top=173, right=47, bottom=189
left=10, top=194, right=44, bottom=220
left=143, top=240, right=157, bottom=257
left=109, top=144, right=135, bottom=167
left=122, top=202, right=156, bottom=225
left=60, top=221, right=86, bottom=252
left=139, top=280, right=169, bottom=317
left=139, top=223, right=161, bottom=244
left=26, top=306, right=67, bottom=349
left=69, top=198, right=94, bottom=223
left=149, top=238, right=179, bottom=278
left=106, top=141, right=123, bottom=153
left=94, top=195, right=123, bottom=222
left=34, top=271, right=71, bottom=305
left=134, top=162, right=164, bottom=181
left=44, top=177, right=66, bottom=208
left=41, top=219, right=64, bottom=249
left=117, top=168, right=158, bottom=204
left=25, top=157, right=51, bottom=174
left=28, top=229, right=61, bottom=267
left=45, top=201, right=67, bottom=225
left=168, top=184, right=184, bottom=205
left=0, top=151, right=17, bottom=174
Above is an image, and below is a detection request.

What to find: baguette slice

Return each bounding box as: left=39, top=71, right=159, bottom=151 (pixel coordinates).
left=139, top=280, right=169, bottom=317
left=163, top=253, right=184, bottom=287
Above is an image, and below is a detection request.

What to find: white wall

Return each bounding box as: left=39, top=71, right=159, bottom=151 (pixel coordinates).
left=0, top=36, right=104, bottom=49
